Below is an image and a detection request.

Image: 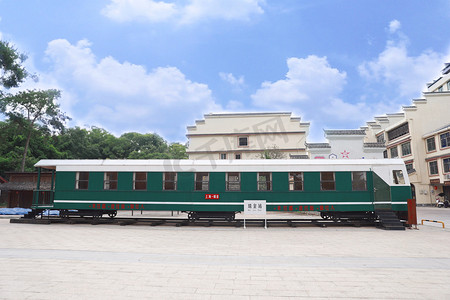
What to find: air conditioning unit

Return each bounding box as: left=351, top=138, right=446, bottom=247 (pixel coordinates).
left=445, top=174, right=450, bottom=180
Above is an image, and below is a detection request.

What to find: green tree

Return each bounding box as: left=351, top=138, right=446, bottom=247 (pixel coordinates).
left=0, top=119, right=64, bottom=175
left=258, top=145, right=286, bottom=159
left=0, top=89, right=70, bottom=171
left=54, top=127, right=113, bottom=159
left=120, top=132, right=169, bottom=155
left=168, top=143, right=188, bottom=159
left=0, top=40, right=28, bottom=90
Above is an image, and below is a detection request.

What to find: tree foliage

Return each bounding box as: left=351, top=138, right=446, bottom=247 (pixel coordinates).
left=0, top=40, right=28, bottom=90
left=0, top=89, right=71, bottom=171
left=258, top=145, right=286, bottom=159
left=0, top=124, right=188, bottom=176
left=0, top=119, right=65, bottom=174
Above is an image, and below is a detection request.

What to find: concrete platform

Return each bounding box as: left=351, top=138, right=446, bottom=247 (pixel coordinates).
left=1, top=207, right=450, bottom=299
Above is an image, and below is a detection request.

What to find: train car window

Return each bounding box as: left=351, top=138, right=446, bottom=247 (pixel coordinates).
left=226, top=172, right=240, bottom=191
left=392, top=170, right=405, bottom=184
left=133, top=172, right=147, bottom=190
left=351, top=171, right=367, bottom=191
left=258, top=172, right=272, bottom=191
left=320, top=172, right=335, bottom=191
left=104, top=172, right=118, bottom=190
left=289, top=172, right=303, bottom=191
left=163, top=172, right=177, bottom=190
left=195, top=172, right=209, bottom=191
left=75, top=172, right=89, bottom=190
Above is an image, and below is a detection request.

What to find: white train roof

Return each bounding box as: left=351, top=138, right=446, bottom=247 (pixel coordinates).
left=35, top=159, right=406, bottom=172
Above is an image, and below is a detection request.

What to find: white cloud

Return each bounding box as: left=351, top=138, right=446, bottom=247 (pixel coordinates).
left=101, top=0, right=177, bottom=23
left=358, top=26, right=450, bottom=98
left=101, top=0, right=264, bottom=24
left=388, top=19, right=401, bottom=33
left=225, top=99, right=245, bottom=111
left=251, top=56, right=347, bottom=108
left=181, top=0, right=264, bottom=24
left=42, top=39, right=221, bottom=141
left=251, top=56, right=374, bottom=141
left=219, top=72, right=245, bottom=90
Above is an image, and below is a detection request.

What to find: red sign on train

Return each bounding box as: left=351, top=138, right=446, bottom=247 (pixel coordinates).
left=205, top=194, right=219, bottom=200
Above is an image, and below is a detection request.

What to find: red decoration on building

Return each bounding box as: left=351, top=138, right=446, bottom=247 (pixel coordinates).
left=341, top=150, right=350, bottom=158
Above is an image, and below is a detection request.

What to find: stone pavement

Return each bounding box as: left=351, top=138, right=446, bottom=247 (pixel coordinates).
left=1, top=207, right=450, bottom=299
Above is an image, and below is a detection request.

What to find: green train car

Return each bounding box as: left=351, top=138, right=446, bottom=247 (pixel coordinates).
left=29, top=159, right=411, bottom=222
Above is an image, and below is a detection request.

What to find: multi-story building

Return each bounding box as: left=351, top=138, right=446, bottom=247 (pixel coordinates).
left=364, top=63, right=450, bottom=204
left=186, top=112, right=310, bottom=160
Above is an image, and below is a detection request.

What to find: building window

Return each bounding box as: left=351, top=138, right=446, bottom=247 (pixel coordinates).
left=351, top=172, right=367, bottom=191
left=226, top=172, right=240, bottom=191
left=383, top=150, right=388, bottom=158
left=392, top=170, right=405, bottom=184
left=376, top=134, right=385, bottom=144
left=75, top=172, right=89, bottom=190
left=163, top=172, right=177, bottom=190
left=257, top=172, right=272, bottom=191
left=195, top=172, right=209, bottom=191
left=390, top=147, right=398, bottom=158
left=441, top=132, right=450, bottom=148
left=220, top=153, right=227, bottom=160
left=401, top=142, right=411, bottom=156
left=321, top=172, right=335, bottom=191
left=289, top=172, right=303, bottom=191
left=238, top=136, right=248, bottom=147
left=447, top=81, right=450, bottom=91
left=405, top=163, right=414, bottom=173
left=444, top=158, right=450, bottom=173
left=429, top=161, right=438, bottom=175
left=387, top=123, right=409, bottom=141
left=427, top=137, right=436, bottom=152
left=438, top=85, right=443, bottom=92
left=235, top=154, right=241, bottom=159
left=104, top=172, right=118, bottom=190
left=133, top=172, right=147, bottom=190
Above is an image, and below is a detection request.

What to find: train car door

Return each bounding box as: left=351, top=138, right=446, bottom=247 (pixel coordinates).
left=372, top=167, right=392, bottom=211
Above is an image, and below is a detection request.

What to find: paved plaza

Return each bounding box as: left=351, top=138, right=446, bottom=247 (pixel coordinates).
left=1, top=207, right=450, bottom=299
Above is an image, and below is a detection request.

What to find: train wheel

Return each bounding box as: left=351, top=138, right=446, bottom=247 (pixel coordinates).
left=320, top=212, right=330, bottom=220
left=188, top=212, right=195, bottom=222
left=331, top=215, right=341, bottom=222
left=108, top=211, right=117, bottom=218
left=227, top=215, right=235, bottom=222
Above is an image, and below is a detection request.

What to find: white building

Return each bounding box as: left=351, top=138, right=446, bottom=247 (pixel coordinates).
left=364, top=63, right=450, bottom=204
left=307, top=129, right=385, bottom=159
left=186, top=112, right=310, bottom=160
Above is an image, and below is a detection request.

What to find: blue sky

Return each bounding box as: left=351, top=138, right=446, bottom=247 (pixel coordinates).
left=1, top=0, right=450, bottom=142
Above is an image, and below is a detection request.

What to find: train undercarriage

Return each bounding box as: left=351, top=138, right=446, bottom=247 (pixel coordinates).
left=20, top=208, right=406, bottom=230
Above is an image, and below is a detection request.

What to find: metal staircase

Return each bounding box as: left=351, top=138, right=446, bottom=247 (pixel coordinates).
left=376, top=211, right=405, bottom=230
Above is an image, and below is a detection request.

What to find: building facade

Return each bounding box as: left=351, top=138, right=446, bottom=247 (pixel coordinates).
left=364, top=63, right=450, bottom=204
left=307, top=129, right=385, bottom=159
left=0, top=172, right=53, bottom=208
left=186, top=112, right=310, bottom=160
